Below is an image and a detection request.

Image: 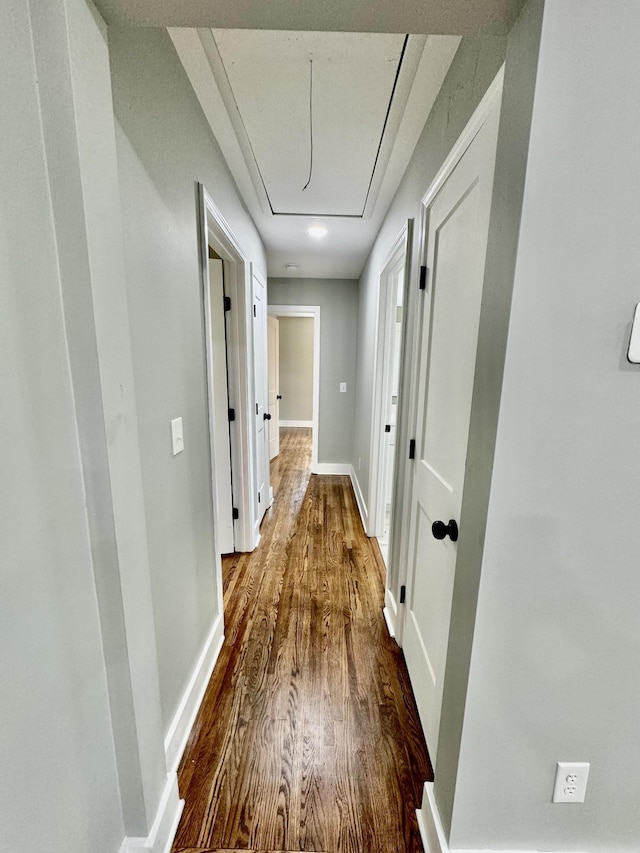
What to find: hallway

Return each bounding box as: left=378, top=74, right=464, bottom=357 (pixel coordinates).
left=172, top=428, right=432, bottom=852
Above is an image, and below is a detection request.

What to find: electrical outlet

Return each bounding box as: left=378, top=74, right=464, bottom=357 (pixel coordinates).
left=553, top=762, right=590, bottom=803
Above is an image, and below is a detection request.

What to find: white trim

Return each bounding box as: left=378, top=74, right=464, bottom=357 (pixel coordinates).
left=421, top=64, right=505, bottom=210
left=119, top=773, right=183, bottom=853
left=383, top=586, right=399, bottom=639
left=383, top=607, right=396, bottom=639
left=312, top=462, right=351, bottom=475
left=199, top=184, right=258, bottom=553
left=417, top=782, right=448, bottom=853
left=349, top=465, right=369, bottom=534
left=268, top=304, right=320, bottom=471
left=163, top=614, right=224, bottom=774
left=369, top=221, right=411, bottom=539
left=251, top=265, right=270, bottom=541
left=280, top=419, right=313, bottom=428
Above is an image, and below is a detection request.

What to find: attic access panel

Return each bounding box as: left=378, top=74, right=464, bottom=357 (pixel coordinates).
left=212, top=29, right=406, bottom=217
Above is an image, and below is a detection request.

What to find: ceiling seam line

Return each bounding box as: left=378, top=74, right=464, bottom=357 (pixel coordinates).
left=360, top=33, right=410, bottom=216
left=209, top=30, right=276, bottom=214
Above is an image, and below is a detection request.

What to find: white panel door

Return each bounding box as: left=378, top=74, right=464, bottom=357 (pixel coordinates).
left=267, top=315, right=280, bottom=460
left=403, top=103, right=500, bottom=765
left=252, top=270, right=270, bottom=527
left=208, top=259, right=234, bottom=554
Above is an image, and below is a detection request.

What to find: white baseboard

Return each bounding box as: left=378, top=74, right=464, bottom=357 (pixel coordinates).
left=349, top=466, right=369, bottom=534
left=383, top=587, right=399, bottom=639
left=416, top=782, right=587, bottom=853
left=280, top=419, right=313, bottom=427
left=382, top=606, right=396, bottom=638
left=417, top=782, right=448, bottom=853
left=164, top=613, right=224, bottom=773
left=312, top=462, right=352, bottom=475
left=119, top=773, right=183, bottom=853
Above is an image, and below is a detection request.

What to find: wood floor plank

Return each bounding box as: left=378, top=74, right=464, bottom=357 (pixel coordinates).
left=172, top=428, right=432, bottom=853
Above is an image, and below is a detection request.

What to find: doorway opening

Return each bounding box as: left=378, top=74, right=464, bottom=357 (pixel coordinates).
left=207, top=250, right=234, bottom=554
left=267, top=305, right=320, bottom=477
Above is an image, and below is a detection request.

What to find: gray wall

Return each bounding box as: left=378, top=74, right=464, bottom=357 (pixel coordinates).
left=269, top=278, right=357, bottom=464
left=109, top=26, right=267, bottom=732
left=353, top=36, right=507, bottom=513
left=0, top=0, right=125, bottom=848
left=436, top=0, right=544, bottom=833
left=446, top=1, right=640, bottom=849
left=279, top=317, right=314, bottom=422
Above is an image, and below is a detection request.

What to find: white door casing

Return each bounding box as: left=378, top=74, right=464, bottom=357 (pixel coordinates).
left=369, top=222, right=411, bottom=547
left=200, top=183, right=258, bottom=553
left=208, top=258, right=234, bottom=554
left=252, top=267, right=270, bottom=531
left=402, top=78, right=502, bottom=766
left=267, top=315, right=280, bottom=460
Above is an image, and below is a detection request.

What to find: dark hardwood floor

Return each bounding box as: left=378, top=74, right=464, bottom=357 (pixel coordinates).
left=172, top=427, right=432, bottom=853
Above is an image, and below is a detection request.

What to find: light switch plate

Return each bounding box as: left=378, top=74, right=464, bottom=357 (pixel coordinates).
left=340, top=382, right=347, bottom=393
left=171, top=417, right=184, bottom=456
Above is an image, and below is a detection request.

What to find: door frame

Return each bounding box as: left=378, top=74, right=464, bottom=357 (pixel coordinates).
left=251, top=265, right=270, bottom=541
left=267, top=315, right=280, bottom=461
left=198, top=183, right=258, bottom=553
left=369, top=222, right=412, bottom=542
left=267, top=304, right=320, bottom=472
left=207, top=255, right=234, bottom=554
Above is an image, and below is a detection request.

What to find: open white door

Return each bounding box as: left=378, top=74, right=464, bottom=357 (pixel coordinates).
left=267, top=315, right=280, bottom=460
left=252, top=268, right=270, bottom=531
left=402, top=83, right=501, bottom=766
left=208, top=257, right=234, bottom=554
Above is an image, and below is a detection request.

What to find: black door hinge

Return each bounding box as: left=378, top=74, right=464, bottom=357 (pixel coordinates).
left=400, top=585, right=406, bottom=604
left=232, top=507, right=239, bottom=520
left=409, top=438, right=416, bottom=460
left=256, top=403, right=259, bottom=415
left=384, top=424, right=391, bottom=433
left=228, top=408, right=235, bottom=422
left=253, top=304, right=256, bottom=317
left=258, top=492, right=261, bottom=504
left=223, top=295, right=231, bottom=312
left=419, top=265, right=427, bottom=290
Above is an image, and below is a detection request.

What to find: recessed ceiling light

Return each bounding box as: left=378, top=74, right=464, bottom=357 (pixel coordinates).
left=307, top=226, right=328, bottom=240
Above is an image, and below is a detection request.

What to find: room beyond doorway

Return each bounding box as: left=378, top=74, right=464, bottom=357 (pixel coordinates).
left=268, top=305, right=320, bottom=472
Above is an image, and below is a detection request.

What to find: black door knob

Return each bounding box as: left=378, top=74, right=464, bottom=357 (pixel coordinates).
left=431, top=519, right=459, bottom=542
left=276, top=394, right=282, bottom=400
left=264, top=412, right=272, bottom=421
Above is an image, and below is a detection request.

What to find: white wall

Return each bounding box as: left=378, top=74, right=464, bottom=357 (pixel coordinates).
left=268, top=278, right=357, bottom=463
left=109, top=26, right=267, bottom=733
left=279, top=317, right=314, bottom=422
left=444, top=1, right=640, bottom=849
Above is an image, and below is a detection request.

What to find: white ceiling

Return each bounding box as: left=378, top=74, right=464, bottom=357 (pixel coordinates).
left=95, top=0, right=528, bottom=280
left=170, top=29, right=461, bottom=278
left=213, top=30, right=406, bottom=217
